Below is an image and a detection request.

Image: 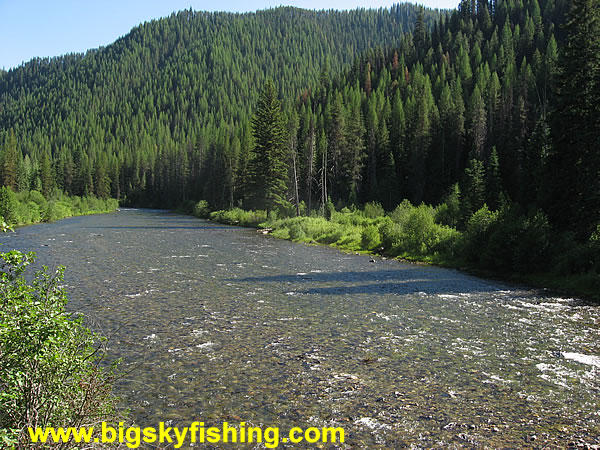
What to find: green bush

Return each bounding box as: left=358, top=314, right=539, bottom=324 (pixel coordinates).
left=43, top=201, right=72, bottom=222
left=27, top=190, right=47, bottom=208
left=512, top=209, right=552, bottom=272
left=209, top=208, right=268, bottom=227
left=0, top=250, right=120, bottom=447
left=193, top=200, right=211, bottom=219
left=26, top=202, right=41, bottom=224
left=389, top=199, right=414, bottom=225
left=288, top=221, right=307, bottom=241
left=14, top=202, right=30, bottom=225
left=462, top=205, right=498, bottom=263
left=378, top=217, right=402, bottom=254
left=0, top=187, right=19, bottom=226
left=361, top=225, right=382, bottom=251
left=363, top=201, right=385, bottom=219
left=398, top=204, right=440, bottom=255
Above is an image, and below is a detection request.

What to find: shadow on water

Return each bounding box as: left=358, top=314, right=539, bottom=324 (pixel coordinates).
left=230, top=269, right=501, bottom=296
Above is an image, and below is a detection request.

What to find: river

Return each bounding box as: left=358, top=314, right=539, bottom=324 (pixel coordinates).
left=2, top=208, right=599, bottom=447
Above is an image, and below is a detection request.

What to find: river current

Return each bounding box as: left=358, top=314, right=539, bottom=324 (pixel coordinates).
left=2, top=209, right=599, bottom=447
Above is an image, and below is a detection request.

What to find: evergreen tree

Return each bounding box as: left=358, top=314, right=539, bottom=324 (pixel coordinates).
left=1, top=131, right=18, bottom=191
left=546, top=0, right=600, bottom=236
left=247, top=80, right=288, bottom=213
left=40, top=152, right=54, bottom=199
left=486, top=146, right=503, bottom=210
left=461, top=158, right=486, bottom=222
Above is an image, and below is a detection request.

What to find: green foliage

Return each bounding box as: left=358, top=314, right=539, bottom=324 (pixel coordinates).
left=0, top=187, right=18, bottom=226
left=435, top=183, right=461, bottom=228
left=2, top=0, right=596, bottom=289
left=361, top=225, right=382, bottom=251
left=193, top=200, right=211, bottom=219
left=0, top=6, right=434, bottom=210
left=261, top=199, right=460, bottom=260
left=247, top=80, right=288, bottom=212
left=363, top=201, right=385, bottom=219
left=0, top=250, right=120, bottom=447
left=545, top=0, right=600, bottom=236
left=43, top=201, right=69, bottom=222
left=462, top=205, right=498, bottom=263
left=461, top=205, right=553, bottom=272
left=0, top=190, right=117, bottom=227
left=209, top=208, right=267, bottom=227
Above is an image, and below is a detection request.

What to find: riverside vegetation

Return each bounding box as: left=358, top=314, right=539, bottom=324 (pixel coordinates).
left=0, top=249, right=121, bottom=448
left=188, top=199, right=600, bottom=299
left=0, top=187, right=118, bottom=228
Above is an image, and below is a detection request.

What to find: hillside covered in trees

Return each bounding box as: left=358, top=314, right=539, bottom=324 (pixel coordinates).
left=0, top=0, right=599, bottom=290
left=0, top=5, right=438, bottom=206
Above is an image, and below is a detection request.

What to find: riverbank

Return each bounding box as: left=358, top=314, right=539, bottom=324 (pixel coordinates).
left=0, top=187, right=119, bottom=229
left=189, top=203, right=600, bottom=302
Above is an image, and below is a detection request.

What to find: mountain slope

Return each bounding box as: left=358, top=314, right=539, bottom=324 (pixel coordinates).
left=0, top=5, right=441, bottom=206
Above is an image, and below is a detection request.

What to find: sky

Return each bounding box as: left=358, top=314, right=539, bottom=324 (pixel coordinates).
left=0, top=0, right=458, bottom=71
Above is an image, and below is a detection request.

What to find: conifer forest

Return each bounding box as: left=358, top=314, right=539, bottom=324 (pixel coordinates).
left=0, top=0, right=599, bottom=290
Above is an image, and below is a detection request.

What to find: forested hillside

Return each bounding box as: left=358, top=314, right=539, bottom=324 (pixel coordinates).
left=289, top=0, right=572, bottom=209
left=1, top=0, right=599, bottom=287
left=0, top=5, right=438, bottom=206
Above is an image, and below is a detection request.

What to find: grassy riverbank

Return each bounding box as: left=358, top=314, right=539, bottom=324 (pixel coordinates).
left=186, top=200, right=600, bottom=301
left=0, top=187, right=119, bottom=228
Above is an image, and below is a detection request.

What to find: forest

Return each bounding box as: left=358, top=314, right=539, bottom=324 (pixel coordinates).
left=0, top=0, right=599, bottom=292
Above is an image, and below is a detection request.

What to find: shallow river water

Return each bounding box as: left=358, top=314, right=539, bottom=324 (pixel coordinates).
left=2, top=209, right=599, bottom=447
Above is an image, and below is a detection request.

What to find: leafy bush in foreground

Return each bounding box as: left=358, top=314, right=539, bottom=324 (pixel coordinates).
left=0, top=250, right=120, bottom=448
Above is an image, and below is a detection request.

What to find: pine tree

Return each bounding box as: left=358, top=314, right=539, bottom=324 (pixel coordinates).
left=40, top=152, right=54, bottom=199
left=247, top=80, right=288, bottom=213
left=546, top=0, right=600, bottom=236
left=1, top=131, right=18, bottom=191
left=461, top=158, right=486, bottom=222
left=486, top=146, right=503, bottom=210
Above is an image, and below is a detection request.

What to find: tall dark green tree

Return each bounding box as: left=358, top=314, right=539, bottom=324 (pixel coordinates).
left=546, top=0, right=600, bottom=236
left=1, top=130, right=18, bottom=191
left=246, top=80, right=288, bottom=213
left=39, top=152, right=54, bottom=199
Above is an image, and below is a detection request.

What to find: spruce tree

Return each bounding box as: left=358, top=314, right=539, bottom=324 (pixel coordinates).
left=546, top=0, right=600, bottom=236
left=1, top=131, right=18, bottom=191
left=247, top=80, right=288, bottom=213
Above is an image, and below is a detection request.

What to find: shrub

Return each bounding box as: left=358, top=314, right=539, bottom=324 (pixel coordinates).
left=14, top=202, right=31, bottom=225
left=209, top=208, right=267, bottom=227
left=363, top=201, right=385, bottom=219
left=26, top=202, right=41, bottom=224
left=462, top=205, right=498, bottom=263
left=435, top=183, right=461, bottom=228
left=389, top=199, right=414, bottom=225
left=0, top=250, right=120, bottom=447
left=27, top=190, right=47, bottom=208
left=43, top=201, right=72, bottom=222
left=193, top=200, right=211, bottom=219
left=361, top=225, right=382, bottom=251
left=399, top=204, right=439, bottom=255
left=288, top=221, right=307, bottom=241
left=378, top=217, right=402, bottom=254
left=0, top=187, right=19, bottom=226
left=512, top=209, right=552, bottom=272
